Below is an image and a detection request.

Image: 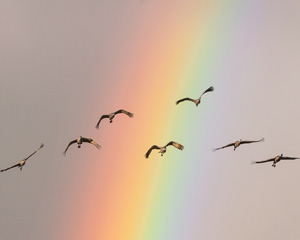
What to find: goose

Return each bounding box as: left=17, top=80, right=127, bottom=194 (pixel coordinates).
left=145, top=141, right=184, bottom=158
left=176, top=86, right=214, bottom=106
left=95, top=109, right=134, bottom=129
left=213, top=138, right=264, bottom=152
left=63, top=136, right=100, bottom=155
left=1, top=143, right=44, bottom=172
left=251, top=154, right=300, bottom=167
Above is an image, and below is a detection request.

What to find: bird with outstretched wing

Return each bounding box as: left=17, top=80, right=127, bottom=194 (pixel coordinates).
left=252, top=154, right=300, bottom=167
left=145, top=141, right=184, bottom=158
left=176, top=86, right=214, bottom=106
left=213, top=138, right=264, bottom=152
left=96, top=109, right=134, bottom=128
left=63, top=136, right=100, bottom=155
left=1, top=143, right=44, bottom=172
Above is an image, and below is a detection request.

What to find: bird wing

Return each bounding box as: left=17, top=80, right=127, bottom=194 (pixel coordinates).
left=145, top=145, right=160, bottom=158
left=166, top=141, right=184, bottom=150
left=251, top=158, right=275, bottom=164
left=0, top=163, right=20, bottom=172
left=63, top=139, right=77, bottom=155
left=212, top=142, right=235, bottom=152
left=240, top=138, right=264, bottom=145
left=95, top=115, right=109, bottom=129
left=175, top=98, right=195, bottom=105
left=24, top=143, right=44, bottom=162
left=199, top=86, right=214, bottom=97
left=82, top=138, right=101, bottom=149
left=114, top=109, right=134, bottom=118
left=281, top=156, right=300, bottom=160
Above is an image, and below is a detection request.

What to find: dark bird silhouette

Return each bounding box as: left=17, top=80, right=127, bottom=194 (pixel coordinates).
left=145, top=141, right=184, bottom=158
left=213, top=138, right=264, bottom=152
left=251, top=154, right=300, bottom=167
left=176, top=86, right=214, bottom=106
left=1, top=143, right=44, bottom=172
left=63, top=136, right=100, bottom=155
left=95, top=109, right=134, bottom=129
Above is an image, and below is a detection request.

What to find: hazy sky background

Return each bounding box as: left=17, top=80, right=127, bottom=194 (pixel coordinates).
left=1, top=0, right=300, bottom=239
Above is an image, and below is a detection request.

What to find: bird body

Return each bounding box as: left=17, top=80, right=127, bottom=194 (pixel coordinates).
left=63, top=136, right=100, bottom=155
left=233, top=140, right=241, bottom=149
left=252, top=154, right=300, bottom=167
left=76, top=136, right=84, bottom=148
left=96, top=109, right=134, bottom=128
left=145, top=141, right=184, bottom=158
left=1, top=143, right=44, bottom=172
left=213, top=138, right=264, bottom=152
left=176, top=86, right=214, bottom=106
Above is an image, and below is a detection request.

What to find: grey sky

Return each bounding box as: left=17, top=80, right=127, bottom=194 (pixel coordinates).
left=1, top=0, right=300, bottom=240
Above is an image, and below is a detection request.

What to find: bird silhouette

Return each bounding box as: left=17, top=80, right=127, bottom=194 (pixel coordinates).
left=95, top=109, right=134, bottom=129
left=145, top=141, right=184, bottom=158
left=251, top=154, right=300, bottom=167
left=63, top=136, right=100, bottom=155
left=213, top=138, right=264, bottom=152
left=176, top=86, right=214, bottom=106
left=1, top=143, right=44, bottom=172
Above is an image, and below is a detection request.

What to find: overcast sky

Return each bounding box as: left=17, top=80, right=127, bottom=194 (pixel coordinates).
left=1, top=0, right=300, bottom=240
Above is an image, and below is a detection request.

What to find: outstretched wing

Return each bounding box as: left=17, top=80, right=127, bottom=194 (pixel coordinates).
left=240, top=138, right=264, bottom=145
left=175, top=98, right=195, bottom=105
left=95, top=115, right=109, bottom=129
left=82, top=138, right=101, bottom=149
left=166, top=141, right=184, bottom=150
left=212, top=142, right=235, bottom=152
left=63, top=139, right=77, bottom=155
left=1, top=163, right=20, bottom=172
left=114, top=109, right=134, bottom=118
left=282, top=156, right=300, bottom=160
left=199, top=86, right=214, bottom=98
left=251, top=158, right=275, bottom=164
left=24, top=143, right=44, bottom=162
left=145, top=145, right=160, bottom=158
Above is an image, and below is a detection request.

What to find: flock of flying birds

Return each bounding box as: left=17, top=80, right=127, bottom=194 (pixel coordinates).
left=1, top=86, right=299, bottom=173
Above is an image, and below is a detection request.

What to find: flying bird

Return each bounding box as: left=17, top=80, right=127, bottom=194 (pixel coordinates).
left=95, top=109, right=134, bottom=129
left=176, top=86, right=214, bottom=106
left=63, top=136, right=100, bottom=155
left=213, top=138, right=264, bottom=152
left=251, top=154, right=300, bottom=167
left=145, top=141, right=184, bottom=158
left=1, top=143, right=44, bottom=172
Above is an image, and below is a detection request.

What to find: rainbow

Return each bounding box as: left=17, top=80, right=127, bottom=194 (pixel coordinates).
left=56, top=1, right=255, bottom=239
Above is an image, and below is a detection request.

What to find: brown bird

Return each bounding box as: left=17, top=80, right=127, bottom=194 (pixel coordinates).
left=251, top=154, right=300, bottom=167
left=95, top=109, right=134, bottom=129
left=176, top=86, right=214, bottom=106
left=63, top=136, right=100, bottom=155
left=145, top=141, right=184, bottom=158
left=213, top=138, right=264, bottom=152
left=1, top=143, right=44, bottom=172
